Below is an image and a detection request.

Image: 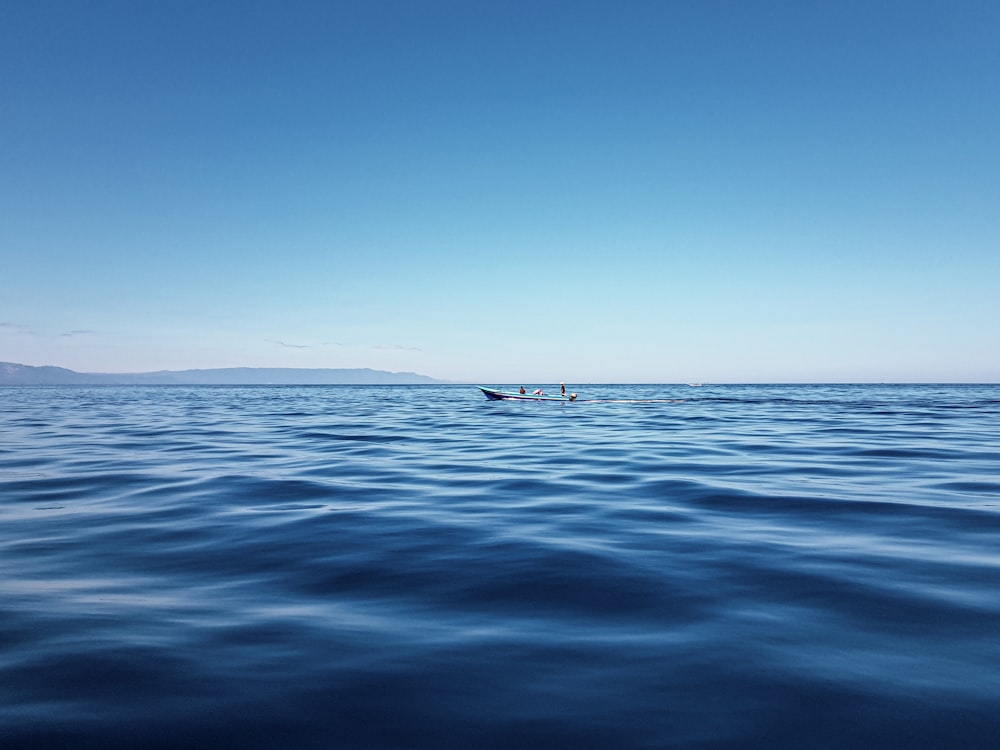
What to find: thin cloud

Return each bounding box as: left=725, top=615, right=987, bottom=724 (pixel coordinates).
left=371, top=344, right=424, bottom=352
left=59, top=329, right=98, bottom=337
left=2, top=324, right=96, bottom=338
left=273, top=340, right=311, bottom=349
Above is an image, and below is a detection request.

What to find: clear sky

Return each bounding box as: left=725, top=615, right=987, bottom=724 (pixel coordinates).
left=2, top=1, right=998, bottom=383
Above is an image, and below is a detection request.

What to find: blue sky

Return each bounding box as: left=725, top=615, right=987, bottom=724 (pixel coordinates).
left=2, top=1, right=998, bottom=383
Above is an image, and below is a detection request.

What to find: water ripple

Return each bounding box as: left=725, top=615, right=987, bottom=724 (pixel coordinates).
left=2, top=384, right=999, bottom=748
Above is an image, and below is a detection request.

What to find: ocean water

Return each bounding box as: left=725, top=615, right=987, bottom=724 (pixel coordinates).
left=2, top=383, right=999, bottom=749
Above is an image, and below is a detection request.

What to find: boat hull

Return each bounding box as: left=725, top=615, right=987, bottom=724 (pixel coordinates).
left=479, top=387, right=571, bottom=402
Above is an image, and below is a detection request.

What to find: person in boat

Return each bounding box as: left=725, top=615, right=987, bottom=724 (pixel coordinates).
left=519, top=386, right=526, bottom=394
left=533, top=388, right=544, bottom=395
left=560, top=382, right=566, bottom=396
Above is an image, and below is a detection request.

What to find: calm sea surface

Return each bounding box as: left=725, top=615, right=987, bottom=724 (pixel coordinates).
left=2, top=384, right=999, bottom=748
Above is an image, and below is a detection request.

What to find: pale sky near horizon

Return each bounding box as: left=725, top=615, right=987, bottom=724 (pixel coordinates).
left=2, top=1, right=998, bottom=383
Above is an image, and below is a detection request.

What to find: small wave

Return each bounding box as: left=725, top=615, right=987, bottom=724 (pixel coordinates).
left=3, top=383, right=1000, bottom=748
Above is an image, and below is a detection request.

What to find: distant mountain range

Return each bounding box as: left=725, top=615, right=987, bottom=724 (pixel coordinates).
left=0, top=362, right=444, bottom=385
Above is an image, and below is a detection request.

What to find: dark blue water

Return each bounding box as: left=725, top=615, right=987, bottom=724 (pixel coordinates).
left=2, top=384, right=999, bottom=748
